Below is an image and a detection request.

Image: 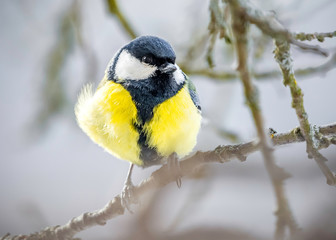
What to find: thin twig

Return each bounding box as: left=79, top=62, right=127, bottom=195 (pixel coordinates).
left=269, top=125, right=336, bottom=150
left=219, top=0, right=332, bottom=57
left=290, top=38, right=329, bottom=57
left=206, top=0, right=232, bottom=67
left=294, top=52, right=336, bottom=77
left=106, top=0, right=137, bottom=39
left=240, top=3, right=330, bottom=57
left=180, top=50, right=336, bottom=81
left=274, top=40, right=336, bottom=186
left=209, top=0, right=231, bottom=43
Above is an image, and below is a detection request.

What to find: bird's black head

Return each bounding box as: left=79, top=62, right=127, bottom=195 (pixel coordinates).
left=125, top=36, right=176, bottom=68
left=108, top=36, right=182, bottom=81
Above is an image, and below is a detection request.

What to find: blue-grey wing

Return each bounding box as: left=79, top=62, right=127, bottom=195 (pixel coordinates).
left=184, top=73, right=201, bottom=112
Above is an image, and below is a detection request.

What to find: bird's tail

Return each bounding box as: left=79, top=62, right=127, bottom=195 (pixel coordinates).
left=74, top=83, right=94, bottom=130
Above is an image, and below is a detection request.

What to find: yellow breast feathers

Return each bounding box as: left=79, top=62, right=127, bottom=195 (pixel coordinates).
left=143, top=86, right=201, bottom=157
left=75, top=80, right=201, bottom=166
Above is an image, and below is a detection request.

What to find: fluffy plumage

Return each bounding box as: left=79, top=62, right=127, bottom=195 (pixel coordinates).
left=75, top=36, right=202, bottom=167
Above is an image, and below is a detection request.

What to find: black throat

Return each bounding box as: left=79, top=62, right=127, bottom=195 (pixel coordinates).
left=121, top=74, right=184, bottom=124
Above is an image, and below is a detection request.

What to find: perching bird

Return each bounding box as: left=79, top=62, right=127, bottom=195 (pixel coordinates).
left=75, top=35, right=201, bottom=209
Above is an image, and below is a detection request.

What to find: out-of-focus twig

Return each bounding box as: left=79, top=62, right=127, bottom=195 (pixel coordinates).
left=181, top=1, right=334, bottom=79
left=71, top=1, right=98, bottom=86
left=33, top=1, right=80, bottom=134
left=225, top=1, right=298, bottom=239
left=294, top=52, right=336, bottom=77
left=207, top=0, right=231, bottom=67
left=214, top=127, right=241, bottom=143
left=180, top=51, right=336, bottom=81
left=106, top=0, right=137, bottom=39
left=290, top=38, right=329, bottom=57
left=31, top=1, right=98, bottom=137
left=3, top=122, right=336, bottom=240
left=240, top=4, right=330, bottom=57
left=274, top=40, right=336, bottom=186
left=181, top=34, right=209, bottom=69
left=209, top=0, right=231, bottom=43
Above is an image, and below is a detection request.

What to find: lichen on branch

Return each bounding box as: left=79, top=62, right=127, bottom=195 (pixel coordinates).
left=274, top=40, right=336, bottom=186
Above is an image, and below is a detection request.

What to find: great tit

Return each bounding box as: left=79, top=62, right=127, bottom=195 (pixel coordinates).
left=75, top=36, right=202, bottom=209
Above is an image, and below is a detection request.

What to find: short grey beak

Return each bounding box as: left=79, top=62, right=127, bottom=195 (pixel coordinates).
left=159, top=63, right=177, bottom=74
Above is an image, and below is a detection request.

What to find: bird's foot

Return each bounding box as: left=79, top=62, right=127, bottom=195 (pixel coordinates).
left=168, top=153, right=182, bottom=188
left=121, top=163, right=138, bottom=213
left=121, top=178, right=138, bottom=213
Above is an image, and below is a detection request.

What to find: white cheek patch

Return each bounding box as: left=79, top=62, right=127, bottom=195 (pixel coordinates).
left=114, top=50, right=157, bottom=80
left=173, top=64, right=186, bottom=84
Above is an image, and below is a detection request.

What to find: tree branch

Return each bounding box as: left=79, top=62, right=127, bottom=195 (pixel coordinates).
left=240, top=3, right=330, bottom=57
left=226, top=1, right=299, bottom=239
left=180, top=51, right=336, bottom=82
left=3, top=123, right=336, bottom=240
left=5, top=1, right=334, bottom=239
left=106, top=0, right=137, bottom=39
left=274, top=40, right=336, bottom=186
left=206, top=0, right=231, bottom=67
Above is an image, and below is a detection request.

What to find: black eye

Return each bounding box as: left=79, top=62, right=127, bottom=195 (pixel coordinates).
left=167, top=57, right=176, bottom=64
left=142, top=56, right=154, bottom=65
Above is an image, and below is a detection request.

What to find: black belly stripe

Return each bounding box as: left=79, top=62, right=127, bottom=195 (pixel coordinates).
left=123, top=74, right=184, bottom=164
left=133, top=121, right=162, bottom=166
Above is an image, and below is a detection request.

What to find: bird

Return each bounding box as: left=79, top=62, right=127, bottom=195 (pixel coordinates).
left=75, top=35, right=202, bottom=210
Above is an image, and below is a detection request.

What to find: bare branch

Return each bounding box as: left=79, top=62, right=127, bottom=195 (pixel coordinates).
left=106, top=0, right=137, bottom=39
left=180, top=65, right=237, bottom=80
left=294, top=52, right=336, bottom=77
left=206, top=0, right=232, bottom=67
left=208, top=0, right=231, bottom=43
left=3, top=122, right=336, bottom=240
left=243, top=5, right=329, bottom=56
left=289, top=38, right=329, bottom=57
left=274, top=40, right=336, bottom=186
left=319, top=123, right=336, bottom=136
left=180, top=51, right=336, bottom=81
left=270, top=124, right=336, bottom=150
left=225, top=1, right=299, bottom=239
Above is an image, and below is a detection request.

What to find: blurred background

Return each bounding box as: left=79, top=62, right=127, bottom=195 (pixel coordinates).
left=0, top=0, right=335, bottom=239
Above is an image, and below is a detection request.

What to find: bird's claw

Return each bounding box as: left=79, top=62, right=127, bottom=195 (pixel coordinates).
left=121, top=179, right=138, bottom=213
